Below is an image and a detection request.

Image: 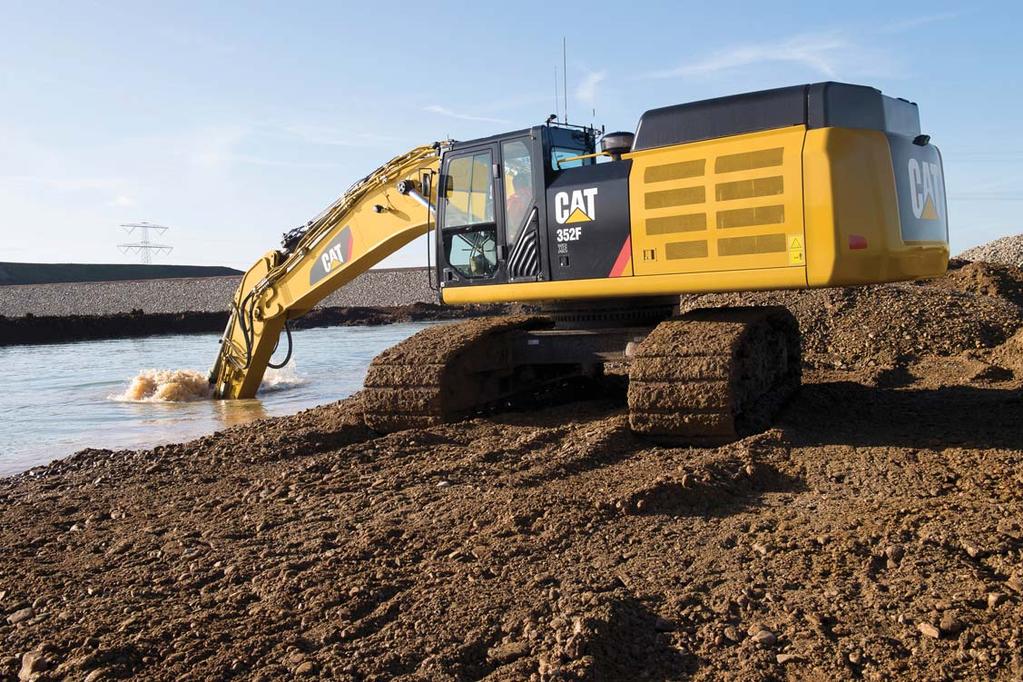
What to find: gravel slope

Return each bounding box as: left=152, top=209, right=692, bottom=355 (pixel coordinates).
left=0, top=268, right=434, bottom=317
left=959, top=234, right=1023, bottom=267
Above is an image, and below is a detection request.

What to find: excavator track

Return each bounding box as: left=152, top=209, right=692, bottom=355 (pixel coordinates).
left=628, top=307, right=800, bottom=444
left=362, top=315, right=555, bottom=433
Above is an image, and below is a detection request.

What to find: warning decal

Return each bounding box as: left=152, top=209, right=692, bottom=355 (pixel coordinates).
left=788, top=235, right=804, bottom=265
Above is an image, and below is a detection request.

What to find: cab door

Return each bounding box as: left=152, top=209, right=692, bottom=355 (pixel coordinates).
left=437, top=144, right=505, bottom=286
left=500, top=136, right=545, bottom=282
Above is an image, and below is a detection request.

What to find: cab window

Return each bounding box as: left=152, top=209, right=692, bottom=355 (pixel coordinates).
left=444, top=229, right=498, bottom=279
left=551, top=146, right=592, bottom=170
left=442, top=150, right=498, bottom=278
left=442, top=151, right=494, bottom=228
left=502, top=139, right=534, bottom=246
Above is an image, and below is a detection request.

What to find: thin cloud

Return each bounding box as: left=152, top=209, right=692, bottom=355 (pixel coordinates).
left=575, top=70, right=606, bottom=107
left=646, top=33, right=849, bottom=79
left=423, top=105, right=509, bottom=125
left=880, top=11, right=959, bottom=34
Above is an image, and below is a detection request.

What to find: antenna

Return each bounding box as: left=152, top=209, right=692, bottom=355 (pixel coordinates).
left=554, top=66, right=560, bottom=122
left=563, top=36, right=568, bottom=124
left=118, top=222, right=173, bottom=264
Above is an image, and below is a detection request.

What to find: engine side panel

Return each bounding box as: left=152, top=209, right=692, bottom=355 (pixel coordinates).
left=625, top=126, right=809, bottom=281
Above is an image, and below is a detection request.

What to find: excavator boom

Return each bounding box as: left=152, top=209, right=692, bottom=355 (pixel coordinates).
left=209, top=144, right=441, bottom=399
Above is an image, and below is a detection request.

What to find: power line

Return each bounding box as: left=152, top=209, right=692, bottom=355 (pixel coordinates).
left=117, top=222, right=173, bottom=264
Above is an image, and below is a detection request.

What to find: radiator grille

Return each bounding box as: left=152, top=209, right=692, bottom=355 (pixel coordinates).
left=715, top=147, right=784, bottom=173
left=644, top=159, right=706, bottom=183
left=646, top=213, right=706, bottom=235
left=666, top=240, right=709, bottom=259
left=645, top=186, right=706, bottom=209
left=718, top=233, right=786, bottom=256
left=716, top=176, right=784, bottom=201
left=717, top=204, right=785, bottom=229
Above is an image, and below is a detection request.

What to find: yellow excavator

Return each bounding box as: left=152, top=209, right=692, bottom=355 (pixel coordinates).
left=209, top=81, right=949, bottom=442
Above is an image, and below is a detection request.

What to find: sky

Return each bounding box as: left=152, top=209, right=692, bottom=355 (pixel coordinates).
left=1, top=0, right=1020, bottom=269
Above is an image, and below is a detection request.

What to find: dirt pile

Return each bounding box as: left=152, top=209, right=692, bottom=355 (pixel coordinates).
left=681, top=259, right=1023, bottom=370
left=959, top=234, right=1023, bottom=267
left=1, top=261, right=1023, bottom=680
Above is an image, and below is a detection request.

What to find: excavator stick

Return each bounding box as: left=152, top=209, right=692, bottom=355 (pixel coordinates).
left=209, top=144, right=442, bottom=399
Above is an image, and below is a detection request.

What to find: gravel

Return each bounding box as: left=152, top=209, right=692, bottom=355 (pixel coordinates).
left=0, top=267, right=435, bottom=317
left=958, top=233, right=1023, bottom=267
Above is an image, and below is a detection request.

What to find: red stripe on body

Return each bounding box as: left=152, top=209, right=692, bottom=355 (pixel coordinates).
left=609, top=236, right=632, bottom=277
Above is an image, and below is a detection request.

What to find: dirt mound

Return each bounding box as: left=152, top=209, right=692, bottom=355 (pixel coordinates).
left=958, top=233, right=1023, bottom=267
left=681, top=262, right=1023, bottom=370
left=3, top=359, right=1023, bottom=680
left=3, top=262, right=1023, bottom=680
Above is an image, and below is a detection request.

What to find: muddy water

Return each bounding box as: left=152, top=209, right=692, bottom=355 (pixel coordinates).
left=0, top=322, right=434, bottom=476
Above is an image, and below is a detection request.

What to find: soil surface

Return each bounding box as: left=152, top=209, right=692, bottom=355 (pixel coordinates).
left=2, top=260, right=1023, bottom=681
left=0, top=303, right=509, bottom=346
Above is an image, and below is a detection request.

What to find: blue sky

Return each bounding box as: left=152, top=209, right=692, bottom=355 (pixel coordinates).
left=1, top=0, right=1019, bottom=268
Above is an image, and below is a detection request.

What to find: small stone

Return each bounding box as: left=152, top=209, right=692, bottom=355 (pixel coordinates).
left=295, top=661, right=317, bottom=676
left=987, top=592, right=1005, bottom=609
left=776, top=653, right=799, bottom=664
left=918, top=622, right=940, bottom=639
left=436, top=480, right=451, bottom=488
left=84, top=670, right=108, bottom=682
left=751, top=543, right=769, bottom=556
left=939, top=611, right=962, bottom=634
left=487, top=640, right=529, bottom=663
left=963, top=543, right=980, bottom=558
left=1007, top=574, right=1023, bottom=594
left=7, top=607, right=34, bottom=625
left=19, top=648, right=50, bottom=681
left=723, top=626, right=742, bottom=642
left=751, top=629, right=777, bottom=647
left=848, top=650, right=862, bottom=664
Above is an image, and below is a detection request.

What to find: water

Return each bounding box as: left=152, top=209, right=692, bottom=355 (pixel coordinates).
left=0, top=323, right=434, bottom=476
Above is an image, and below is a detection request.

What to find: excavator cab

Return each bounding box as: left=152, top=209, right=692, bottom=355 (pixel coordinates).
left=436, top=124, right=598, bottom=288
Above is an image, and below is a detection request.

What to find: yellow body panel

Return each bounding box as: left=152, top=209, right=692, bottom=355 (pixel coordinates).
left=443, top=125, right=948, bottom=305
left=625, top=126, right=808, bottom=280
left=440, top=265, right=807, bottom=303
left=802, top=128, right=949, bottom=286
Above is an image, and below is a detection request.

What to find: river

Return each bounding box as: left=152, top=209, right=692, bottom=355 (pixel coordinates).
left=0, top=323, right=434, bottom=476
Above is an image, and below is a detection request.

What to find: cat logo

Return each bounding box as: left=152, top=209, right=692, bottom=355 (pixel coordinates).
left=554, top=187, right=598, bottom=224
left=309, top=226, right=353, bottom=285
left=907, top=158, right=942, bottom=221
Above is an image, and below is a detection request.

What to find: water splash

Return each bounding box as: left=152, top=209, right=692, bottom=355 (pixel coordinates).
left=112, top=365, right=306, bottom=403
left=113, top=369, right=211, bottom=402
left=259, top=364, right=307, bottom=393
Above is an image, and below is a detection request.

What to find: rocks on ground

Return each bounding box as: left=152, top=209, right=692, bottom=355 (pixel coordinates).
left=1, top=252, right=1023, bottom=679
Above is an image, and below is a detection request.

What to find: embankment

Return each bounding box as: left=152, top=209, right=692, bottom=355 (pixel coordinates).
left=0, top=267, right=489, bottom=346
left=0, top=266, right=435, bottom=318
left=0, top=303, right=508, bottom=346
